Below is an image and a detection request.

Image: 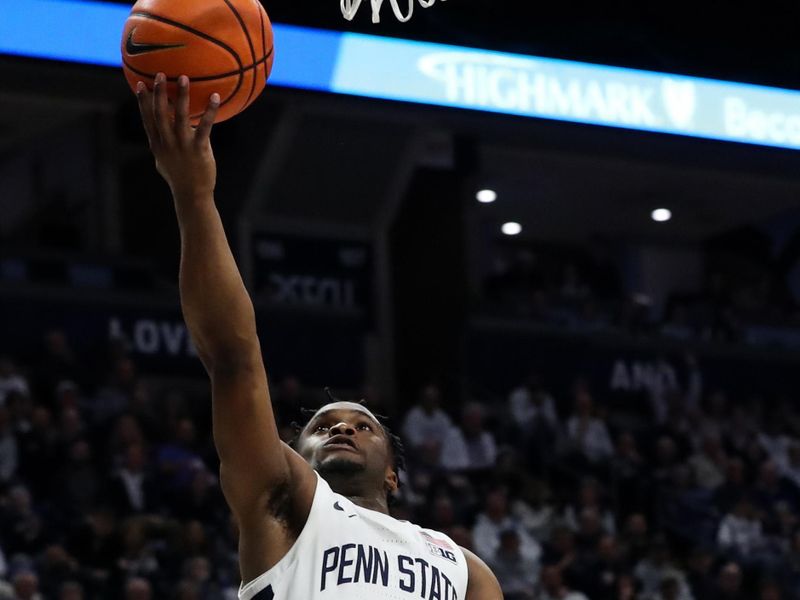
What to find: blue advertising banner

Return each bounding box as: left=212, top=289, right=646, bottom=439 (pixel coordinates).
left=0, top=295, right=366, bottom=386
left=4, top=0, right=800, bottom=150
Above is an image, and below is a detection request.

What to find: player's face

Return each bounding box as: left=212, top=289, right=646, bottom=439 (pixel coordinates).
left=298, top=402, right=392, bottom=480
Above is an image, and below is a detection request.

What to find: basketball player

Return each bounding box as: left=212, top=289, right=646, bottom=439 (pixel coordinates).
left=136, top=73, right=503, bottom=599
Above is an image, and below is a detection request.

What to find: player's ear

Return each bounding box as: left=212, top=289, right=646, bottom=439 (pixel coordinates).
left=384, top=467, right=399, bottom=495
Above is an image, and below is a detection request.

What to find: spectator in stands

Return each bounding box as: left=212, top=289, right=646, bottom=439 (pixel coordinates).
left=685, top=546, right=715, bottom=600
left=511, top=479, right=556, bottom=543
left=758, top=581, right=782, bottom=600
left=566, top=389, right=613, bottom=465
left=660, top=465, right=716, bottom=548
left=563, top=478, right=616, bottom=536
left=12, top=570, right=41, bottom=600
left=0, top=357, right=29, bottom=406
left=59, top=581, right=85, bottom=600
left=652, top=575, right=693, bottom=600
left=652, top=435, right=682, bottom=491
left=610, top=431, right=646, bottom=516
left=571, top=533, right=626, bottom=600
left=713, top=458, right=748, bottom=514
left=633, top=536, right=692, bottom=600
left=487, top=529, right=539, bottom=600
left=36, top=545, right=80, bottom=599
left=58, top=439, right=101, bottom=519
left=717, top=496, right=764, bottom=559
left=0, top=484, right=45, bottom=556
left=124, top=577, right=152, bottom=600
left=65, top=506, right=121, bottom=596
left=428, top=494, right=458, bottom=534
left=753, top=460, right=798, bottom=527
left=17, top=406, right=58, bottom=497
left=698, top=391, right=731, bottom=441
left=536, top=565, right=588, bottom=600
left=175, top=580, right=200, bottom=600
left=181, top=556, right=218, bottom=600
left=723, top=406, right=756, bottom=458
left=509, top=376, right=561, bottom=473
left=620, top=513, right=650, bottom=566
left=440, top=402, right=497, bottom=471
left=0, top=405, right=18, bottom=487
left=614, top=574, right=639, bottom=600
left=156, top=418, right=205, bottom=503
left=574, top=507, right=607, bottom=554
left=401, top=384, right=453, bottom=466
left=540, top=525, right=581, bottom=588
left=508, top=375, right=559, bottom=431
left=91, top=358, right=138, bottom=425
left=758, top=417, right=792, bottom=468
left=35, top=330, right=81, bottom=406
left=0, top=545, right=6, bottom=584
left=712, top=562, right=745, bottom=600
left=106, top=415, right=147, bottom=465
left=779, top=443, right=800, bottom=491
left=689, top=433, right=728, bottom=491
left=653, top=404, right=694, bottom=463
left=473, top=487, right=541, bottom=563
left=116, top=519, right=160, bottom=586
left=55, top=407, right=86, bottom=453
left=107, top=442, right=159, bottom=515
left=177, top=468, right=220, bottom=523
left=125, top=383, right=160, bottom=446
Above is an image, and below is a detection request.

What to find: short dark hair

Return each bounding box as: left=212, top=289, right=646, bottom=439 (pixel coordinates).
left=289, top=388, right=406, bottom=501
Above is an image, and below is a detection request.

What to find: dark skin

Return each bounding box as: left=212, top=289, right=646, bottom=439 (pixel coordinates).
left=136, top=73, right=503, bottom=599
left=295, top=402, right=398, bottom=513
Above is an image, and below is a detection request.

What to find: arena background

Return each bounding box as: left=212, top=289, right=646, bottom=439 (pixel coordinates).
left=2, top=2, right=800, bottom=599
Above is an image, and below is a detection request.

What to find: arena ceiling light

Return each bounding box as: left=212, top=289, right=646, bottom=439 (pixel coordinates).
left=502, top=222, right=522, bottom=236
left=651, top=208, right=673, bottom=222
left=476, top=189, right=497, bottom=204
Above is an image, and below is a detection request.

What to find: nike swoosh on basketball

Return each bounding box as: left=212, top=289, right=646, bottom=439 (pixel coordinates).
left=126, top=29, right=185, bottom=56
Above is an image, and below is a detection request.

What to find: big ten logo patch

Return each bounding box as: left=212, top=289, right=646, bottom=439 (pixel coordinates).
left=421, top=532, right=457, bottom=564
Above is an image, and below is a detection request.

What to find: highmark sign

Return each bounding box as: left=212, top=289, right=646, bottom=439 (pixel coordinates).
left=333, top=35, right=800, bottom=149
left=4, top=0, right=800, bottom=150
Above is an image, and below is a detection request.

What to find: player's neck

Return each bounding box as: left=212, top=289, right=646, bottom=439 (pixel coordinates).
left=346, top=493, right=390, bottom=514
left=325, top=473, right=390, bottom=514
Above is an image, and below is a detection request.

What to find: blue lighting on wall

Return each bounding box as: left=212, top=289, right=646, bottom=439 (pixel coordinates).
left=3, top=0, right=800, bottom=150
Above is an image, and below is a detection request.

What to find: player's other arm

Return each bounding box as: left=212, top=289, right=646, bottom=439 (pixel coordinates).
left=136, top=74, right=314, bottom=522
left=462, top=547, right=504, bottom=599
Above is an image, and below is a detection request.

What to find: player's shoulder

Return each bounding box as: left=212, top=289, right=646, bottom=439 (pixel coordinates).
left=459, top=546, right=503, bottom=600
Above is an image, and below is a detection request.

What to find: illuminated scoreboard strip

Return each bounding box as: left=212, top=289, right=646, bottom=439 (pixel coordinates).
left=3, top=0, right=800, bottom=150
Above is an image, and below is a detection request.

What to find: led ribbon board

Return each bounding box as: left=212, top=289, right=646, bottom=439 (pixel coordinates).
left=3, top=0, right=800, bottom=150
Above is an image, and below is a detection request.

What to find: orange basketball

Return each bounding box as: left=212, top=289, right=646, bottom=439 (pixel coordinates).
left=121, top=0, right=274, bottom=125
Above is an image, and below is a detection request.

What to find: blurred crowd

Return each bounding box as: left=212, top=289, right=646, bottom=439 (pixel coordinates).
left=481, top=230, right=800, bottom=348
left=2, top=329, right=800, bottom=599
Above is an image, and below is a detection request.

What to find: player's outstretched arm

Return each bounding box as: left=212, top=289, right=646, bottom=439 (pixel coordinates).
left=135, top=74, right=314, bottom=527
left=462, top=548, right=504, bottom=600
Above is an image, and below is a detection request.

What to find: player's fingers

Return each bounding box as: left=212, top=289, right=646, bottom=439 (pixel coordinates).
left=175, top=75, right=191, bottom=143
left=135, top=81, right=160, bottom=150
left=153, top=72, right=176, bottom=147
left=194, top=93, right=220, bottom=144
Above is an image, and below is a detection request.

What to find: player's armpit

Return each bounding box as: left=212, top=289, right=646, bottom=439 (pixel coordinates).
left=462, top=547, right=504, bottom=600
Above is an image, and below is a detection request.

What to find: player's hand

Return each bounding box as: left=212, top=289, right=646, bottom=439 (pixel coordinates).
left=136, top=72, right=220, bottom=201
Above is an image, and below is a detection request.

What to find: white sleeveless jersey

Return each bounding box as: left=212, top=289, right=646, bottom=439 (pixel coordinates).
left=239, top=472, right=469, bottom=600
